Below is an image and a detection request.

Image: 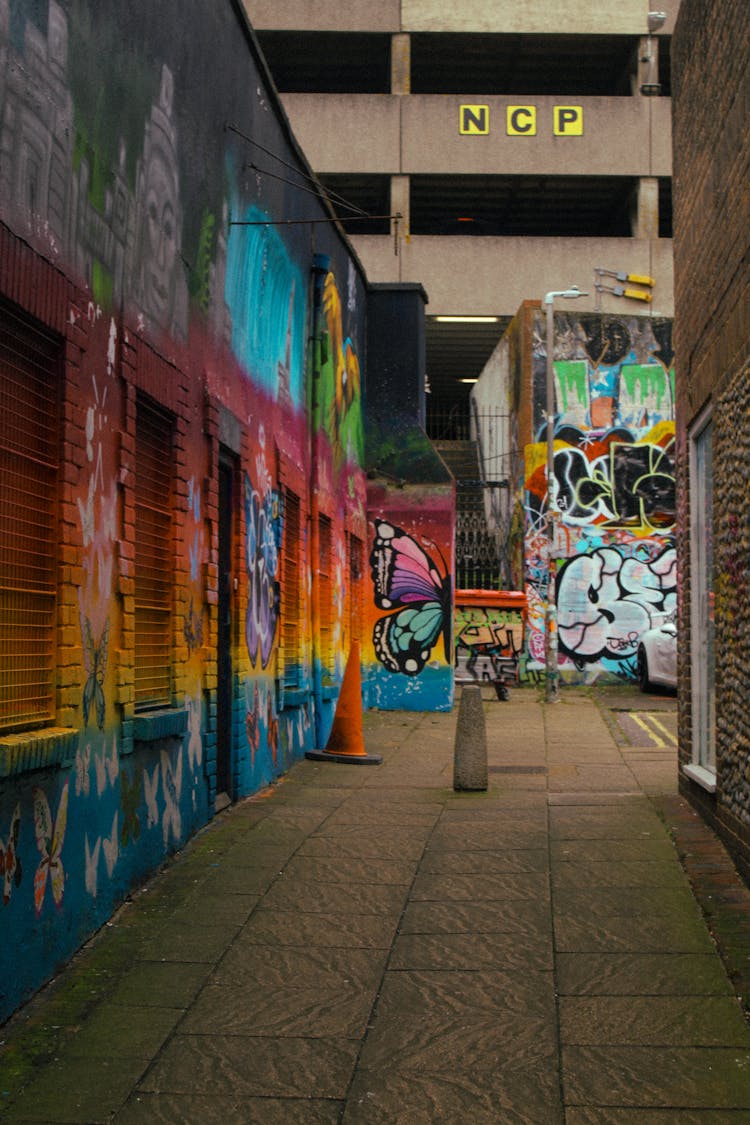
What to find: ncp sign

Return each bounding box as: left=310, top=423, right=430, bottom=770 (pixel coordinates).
left=459, top=104, right=584, bottom=136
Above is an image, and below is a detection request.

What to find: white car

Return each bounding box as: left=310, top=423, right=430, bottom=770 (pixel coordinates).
left=636, top=614, right=677, bottom=691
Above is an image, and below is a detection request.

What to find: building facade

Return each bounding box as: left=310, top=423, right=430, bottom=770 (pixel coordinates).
left=672, top=1, right=750, bottom=877
left=0, top=0, right=453, bottom=1023
left=245, top=0, right=679, bottom=414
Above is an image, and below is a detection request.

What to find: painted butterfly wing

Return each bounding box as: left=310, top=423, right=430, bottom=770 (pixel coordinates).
left=374, top=600, right=448, bottom=676
left=370, top=521, right=447, bottom=608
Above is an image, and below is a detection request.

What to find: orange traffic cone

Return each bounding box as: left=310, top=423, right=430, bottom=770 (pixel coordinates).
left=305, top=641, right=382, bottom=765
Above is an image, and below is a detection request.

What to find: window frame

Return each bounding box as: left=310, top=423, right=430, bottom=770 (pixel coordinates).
left=684, top=403, right=715, bottom=791
left=0, top=299, right=62, bottom=736
left=317, top=512, right=334, bottom=679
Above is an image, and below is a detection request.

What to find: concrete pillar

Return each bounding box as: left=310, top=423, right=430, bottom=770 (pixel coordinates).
left=636, top=34, right=661, bottom=97
left=453, top=685, right=488, bottom=791
left=633, top=177, right=659, bottom=240
left=391, top=33, right=410, bottom=95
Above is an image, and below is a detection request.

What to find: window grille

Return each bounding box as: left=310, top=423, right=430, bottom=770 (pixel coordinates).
left=134, top=394, right=173, bottom=708
left=0, top=302, right=60, bottom=732
left=347, top=532, right=364, bottom=650
left=318, top=514, right=333, bottom=673
left=280, top=487, right=302, bottom=691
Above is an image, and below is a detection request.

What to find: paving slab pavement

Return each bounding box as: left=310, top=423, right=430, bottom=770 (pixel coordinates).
left=2, top=686, right=750, bottom=1122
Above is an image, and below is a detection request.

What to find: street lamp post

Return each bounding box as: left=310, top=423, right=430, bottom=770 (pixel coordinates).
left=544, top=286, right=588, bottom=703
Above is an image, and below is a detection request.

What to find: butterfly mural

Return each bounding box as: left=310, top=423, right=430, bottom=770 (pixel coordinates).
left=75, top=742, right=92, bottom=798
left=185, top=691, right=203, bottom=770
left=267, top=692, right=279, bottom=768
left=103, top=812, right=118, bottom=878
left=95, top=735, right=119, bottom=796
left=84, top=834, right=101, bottom=898
left=33, top=782, right=69, bottom=915
left=184, top=596, right=203, bottom=655
left=369, top=520, right=452, bottom=677
left=161, top=746, right=183, bottom=847
left=120, top=768, right=142, bottom=847
left=245, top=681, right=260, bottom=766
left=1, top=804, right=22, bottom=905
left=144, top=764, right=160, bottom=829
left=81, top=615, right=110, bottom=730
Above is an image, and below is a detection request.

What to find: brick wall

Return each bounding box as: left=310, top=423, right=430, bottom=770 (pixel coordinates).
left=673, top=0, right=750, bottom=871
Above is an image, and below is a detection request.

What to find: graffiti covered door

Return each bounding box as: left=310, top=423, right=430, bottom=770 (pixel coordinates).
left=217, top=453, right=237, bottom=805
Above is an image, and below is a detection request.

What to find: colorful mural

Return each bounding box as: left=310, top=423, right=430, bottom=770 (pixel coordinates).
left=0, top=0, right=375, bottom=1025
left=364, top=491, right=454, bottom=711
left=524, top=312, right=676, bottom=683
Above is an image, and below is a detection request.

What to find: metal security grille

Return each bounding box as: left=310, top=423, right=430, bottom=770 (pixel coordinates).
left=280, top=487, right=301, bottom=691
left=347, top=532, right=364, bottom=648
left=134, top=394, right=173, bottom=708
left=0, top=303, right=60, bottom=732
left=318, top=514, right=333, bottom=673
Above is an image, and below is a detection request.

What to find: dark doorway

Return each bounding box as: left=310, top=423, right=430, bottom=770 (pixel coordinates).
left=216, top=452, right=236, bottom=806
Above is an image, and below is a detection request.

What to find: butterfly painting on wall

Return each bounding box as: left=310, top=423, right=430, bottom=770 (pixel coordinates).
left=81, top=614, right=110, bottom=730
left=369, top=520, right=452, bottom=676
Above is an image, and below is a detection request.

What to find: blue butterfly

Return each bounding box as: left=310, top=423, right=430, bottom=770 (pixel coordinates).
left=82, top=616, right=109, bottom=730
left=369, top=520, right=452, bottom=676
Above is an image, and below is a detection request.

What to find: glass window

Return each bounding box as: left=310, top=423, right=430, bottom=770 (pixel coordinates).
left=690, top=411, right=715, bottom=775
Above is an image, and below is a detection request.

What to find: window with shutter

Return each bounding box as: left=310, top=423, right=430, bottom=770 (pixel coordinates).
left=280, top=486, right=302, bottom=692
left=318, top=514, right=333, bottom=674
left=0, top=301, right=60, bottom=732
left=347, top=531, right=364, bottom=651
left=134, top=393, right=174, bottom=709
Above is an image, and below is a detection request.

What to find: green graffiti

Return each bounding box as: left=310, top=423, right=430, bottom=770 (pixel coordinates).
left=554, top=360, right=588, bottom=413
left=621, top=364, right=669, bottom=413
left=190, top=210, right=216, bottom=311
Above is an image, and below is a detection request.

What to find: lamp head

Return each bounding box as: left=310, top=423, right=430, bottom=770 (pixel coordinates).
left=647, top=10, right=667, bottom=32
left=544, top=286, right=589, bottom=305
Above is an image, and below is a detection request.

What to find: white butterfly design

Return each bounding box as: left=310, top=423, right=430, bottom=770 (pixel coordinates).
left=186, top=693, right=203, bottom=770
left=75, top=743, right=92, bottom=798
left=84, top=834, right=101, bottom=898
left=33, top=782, right=69, bottom=915
left=95, top=735, right=119, bottom=796
left=1, top=803, right=22, bottom=905
left=161, top=746, right=183, bottom=848
left=102, top=812, right=118, bottom=877
left=144, top=764, right=160, bottom=828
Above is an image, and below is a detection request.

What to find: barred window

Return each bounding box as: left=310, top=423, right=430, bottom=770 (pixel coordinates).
left=318, top=514, right=333, bottom=674
left=0, top=302, right=60, bottom=732
left=280, top=487, right=302, bottom=692
left=347, top=532, right=364, bottom=650
left=134, top=393, right=174, bottom=708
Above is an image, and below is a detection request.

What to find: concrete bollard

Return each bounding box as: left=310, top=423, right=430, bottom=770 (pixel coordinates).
left=453, top=685, right=488, bottom=791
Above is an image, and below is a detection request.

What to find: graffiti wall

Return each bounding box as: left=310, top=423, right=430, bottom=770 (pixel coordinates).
left=455, top=592, right=526, bottom=686
left=524, top=312, right=676, bottom=683
left=0, top=0, right=371, bottom=1022
left=365, top=486, right=454, bottom=711
left=362, top=286, right=456, bottom=713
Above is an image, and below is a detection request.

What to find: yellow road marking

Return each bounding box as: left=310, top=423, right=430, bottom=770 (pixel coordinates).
left=644, top=713, right=677, bottom=744
left=631, top=712, right=666, bottom=747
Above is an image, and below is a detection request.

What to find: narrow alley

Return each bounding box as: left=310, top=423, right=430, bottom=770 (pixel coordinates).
left=2, top=686, right=749, bottom=1123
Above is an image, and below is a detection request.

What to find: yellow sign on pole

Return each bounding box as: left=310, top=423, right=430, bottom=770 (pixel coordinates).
left=506, top=105, right=537, bottom=136
left=553, top=106, right=584, bottom=136
left=459, top=104, right=490, bottom=135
